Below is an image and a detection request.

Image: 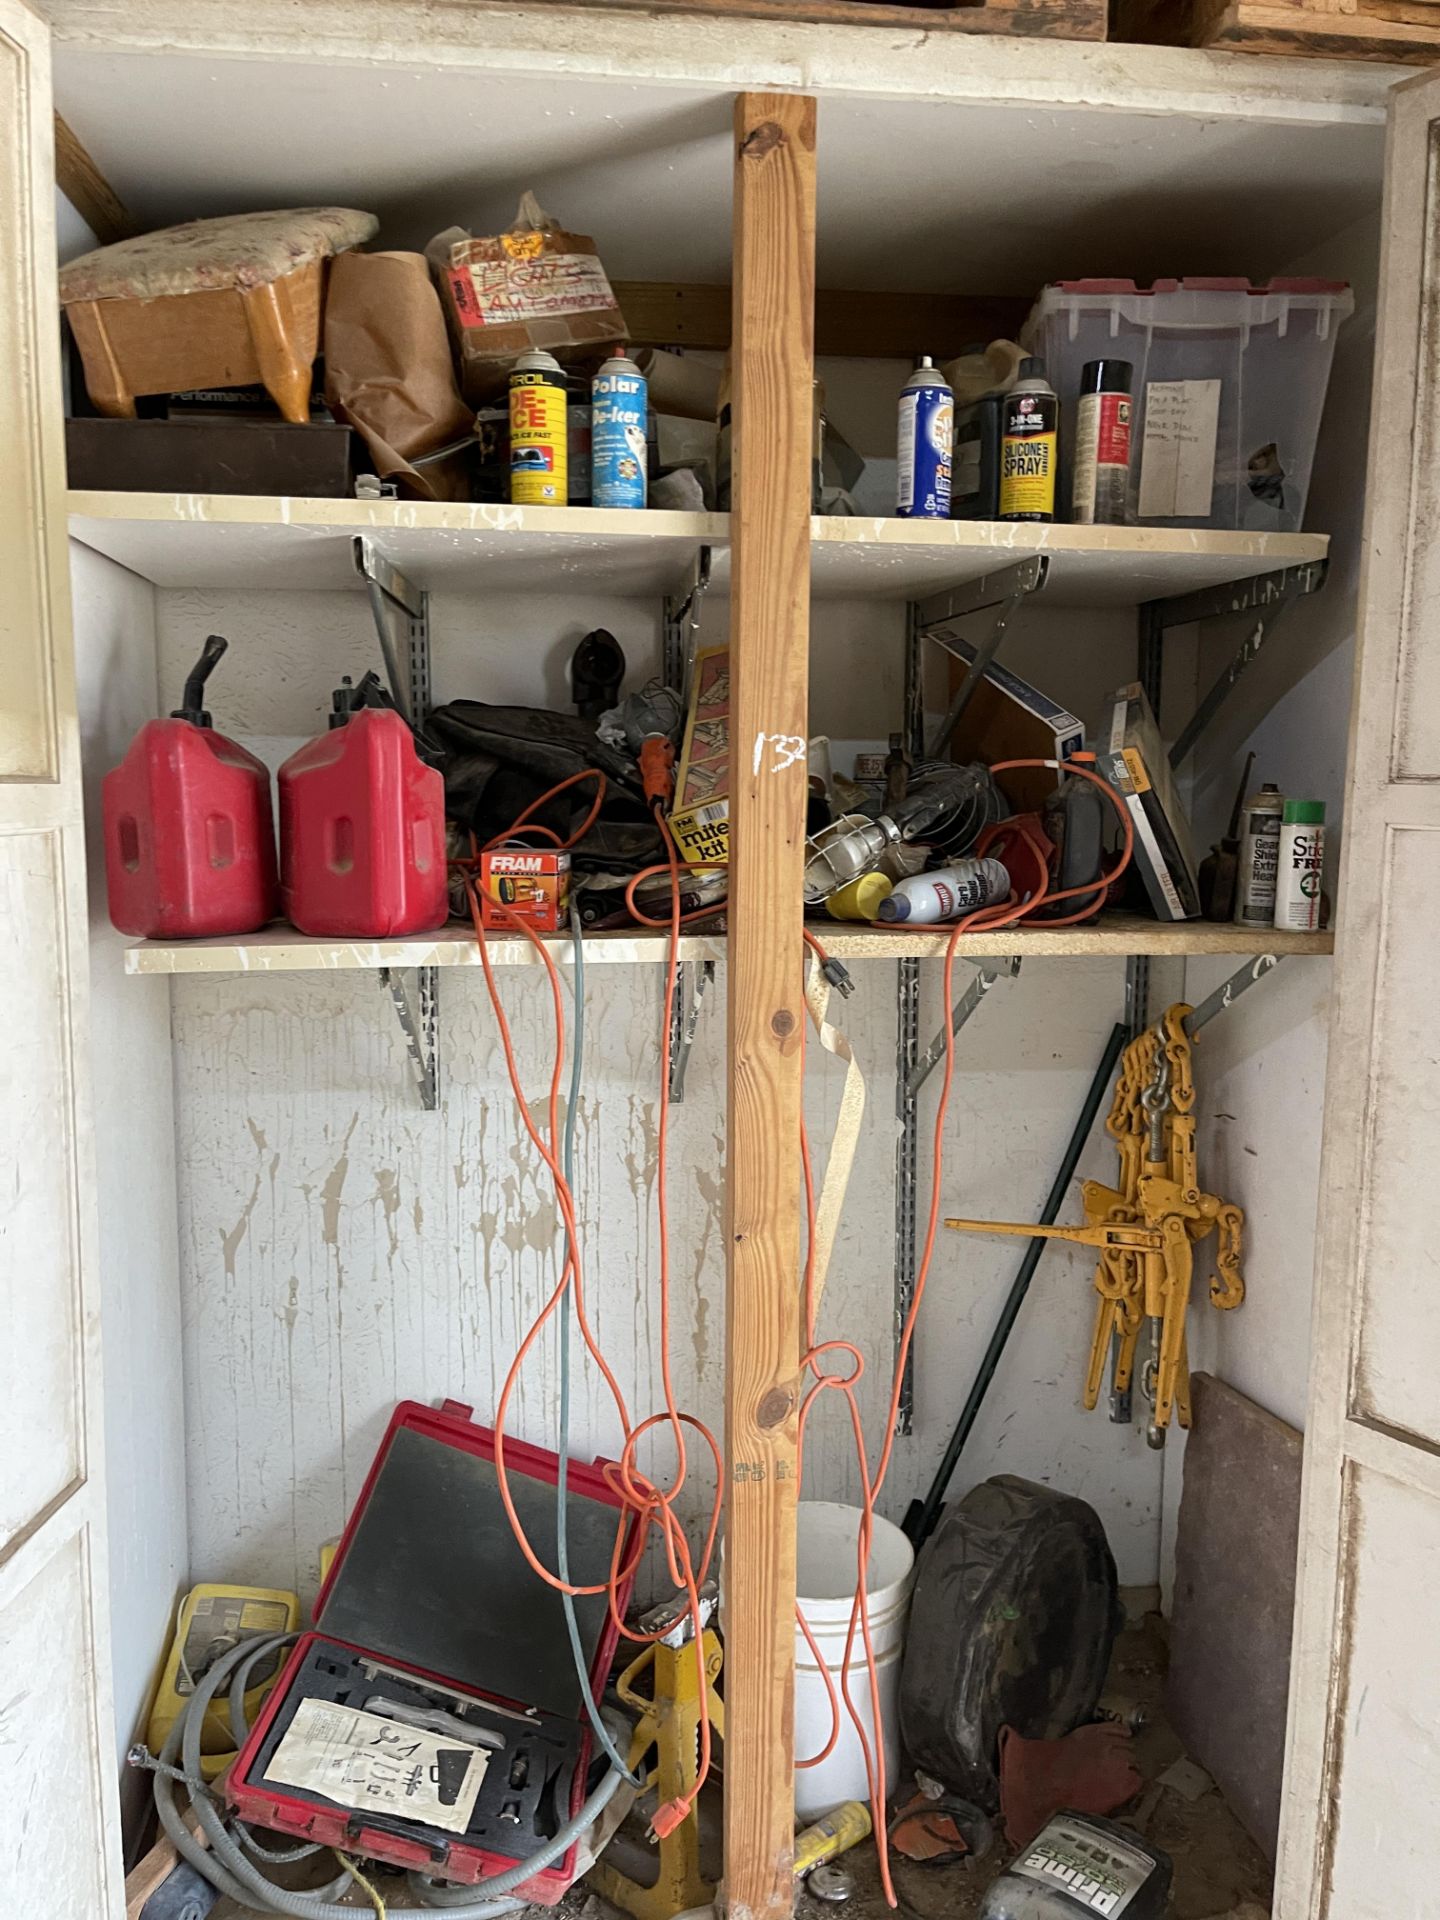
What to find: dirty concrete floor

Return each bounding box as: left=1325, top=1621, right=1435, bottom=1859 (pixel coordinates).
left=211, top=1616, right=1270, bottom=1920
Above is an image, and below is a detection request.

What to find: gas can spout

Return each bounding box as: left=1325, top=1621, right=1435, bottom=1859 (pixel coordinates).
left=173, top=633, right=229, bottom=728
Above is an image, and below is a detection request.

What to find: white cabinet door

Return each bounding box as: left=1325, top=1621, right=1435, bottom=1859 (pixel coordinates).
left=1279, top=64, right=1440, bottom=1920
left=0, top=1, right=122, bottom=1909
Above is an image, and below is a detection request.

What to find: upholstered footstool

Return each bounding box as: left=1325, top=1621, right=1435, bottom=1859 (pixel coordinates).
left=59, top=206, right=378, bottom=423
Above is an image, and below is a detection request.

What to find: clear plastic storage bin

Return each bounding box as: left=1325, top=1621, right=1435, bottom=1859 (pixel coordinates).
left=1023, top=279, right=1353, bottom=532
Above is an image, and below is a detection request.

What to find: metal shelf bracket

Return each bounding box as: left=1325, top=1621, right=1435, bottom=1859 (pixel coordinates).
left=354, top=535, right=430, bottom=724
left=1150, top=558, right=1328, bottom=769
left=355, top=537, right=440, bottom=1111
left=668, top=958, right=716, bottom=1103
left=662, top=545, right=713, bottom=704
left=908, top=955, right=1022, bottom=1102
left=380, top=965, right=440, bottom=1111
left=916, top=555, right=1049, bottom=760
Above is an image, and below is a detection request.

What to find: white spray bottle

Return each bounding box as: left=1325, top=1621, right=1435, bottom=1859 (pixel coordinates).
left=876, top=858, right=1010, bottom=924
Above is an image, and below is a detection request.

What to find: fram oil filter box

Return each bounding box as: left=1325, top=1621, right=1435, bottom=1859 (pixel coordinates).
left=426, top=194, right=627, bottom=404
left=479, top=846, right=571, bottom=932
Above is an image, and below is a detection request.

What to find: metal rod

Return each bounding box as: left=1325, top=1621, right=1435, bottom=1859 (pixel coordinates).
left=1183, top=952, right=1282, bottom=1036
left=902, top=1021, right=1128, bottom=1548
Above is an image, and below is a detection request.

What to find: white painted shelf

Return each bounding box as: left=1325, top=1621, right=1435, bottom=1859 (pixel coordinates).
left=806, top=518, right=1330, bottom=608
left=68, top=492, right=1329, bottom=610
left=66, top=492, right=724, bottom=597
left=123, top=915, right=1334, bottom=976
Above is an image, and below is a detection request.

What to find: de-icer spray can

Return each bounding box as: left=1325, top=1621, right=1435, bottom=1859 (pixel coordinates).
left=509, top=349, right=568, bottom=506
left=1274, top=798, right=1325, bottom=932
left=999, top=356, right=1058, bottom=523
left=1234, top=782, right=1284, bottom=927
left=591, top=348, right=648, bottom=510
left=897, top=358, right=953, bottom=519
left=876, top=857, right=1010, bottom=924
left=1072, top=359, right=1133, bottom=526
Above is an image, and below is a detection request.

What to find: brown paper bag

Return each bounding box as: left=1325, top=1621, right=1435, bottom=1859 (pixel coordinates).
left=427, top=192, right=626, bottom=403
left=323, top=250, right=474, bottom=500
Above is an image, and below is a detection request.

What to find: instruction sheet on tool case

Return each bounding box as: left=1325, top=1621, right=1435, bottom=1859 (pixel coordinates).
left=267, top=1700, right=490, bottom=1832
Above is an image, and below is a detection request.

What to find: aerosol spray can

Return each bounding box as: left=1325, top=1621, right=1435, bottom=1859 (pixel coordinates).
left=1234, top=783, right=1284, bottom=927
left=1072, top=359, right=1133, bottom=526
left=876, top=858, right=1010, bottom=924
left=1274, top=799, right=1325, bottom=932
left=509, top=349, right=568, bottom=506
left=566, top=372, right=592, bottom=506
left=999, top=357, right=1058, bottom=523
left=591, top=348, right=648, bottom=510
left=897, top=358, right=954, bottom=520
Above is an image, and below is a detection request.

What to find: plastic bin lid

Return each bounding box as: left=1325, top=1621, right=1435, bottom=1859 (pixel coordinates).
left=1041, top=277, right=1350, bottom=297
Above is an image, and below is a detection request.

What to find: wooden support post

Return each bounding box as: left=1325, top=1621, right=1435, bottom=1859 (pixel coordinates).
left=724, top=90, right=816, bottom=1920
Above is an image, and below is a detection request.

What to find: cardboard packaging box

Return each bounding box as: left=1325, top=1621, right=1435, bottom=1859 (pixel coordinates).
left=669, top=645, right=731, bottom=866
left=479, top=846, right=571, bottom=932
left=427, top=194, right=627, bottom=403
left=941, top=638, right=1085, bottom=815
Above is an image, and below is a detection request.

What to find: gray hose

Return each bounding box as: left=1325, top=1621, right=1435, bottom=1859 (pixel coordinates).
left=149, top=1630, right=618, bottom=1918
left=403, top=1764, right=623, bottom=1906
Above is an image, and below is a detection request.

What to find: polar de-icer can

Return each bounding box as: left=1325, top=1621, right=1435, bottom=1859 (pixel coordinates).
left=509, top=348, right=568, bottom=506
left=591, top=348, right=648, bottom=510
left=897, top=357, right=954, bottom=520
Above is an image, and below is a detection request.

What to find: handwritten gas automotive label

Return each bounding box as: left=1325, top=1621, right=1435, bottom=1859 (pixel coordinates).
left=266, top=1699, right=489, bottom=1833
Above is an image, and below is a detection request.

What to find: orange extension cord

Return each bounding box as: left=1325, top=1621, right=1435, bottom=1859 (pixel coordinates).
left=460, top=756, right=1134, bottom=1896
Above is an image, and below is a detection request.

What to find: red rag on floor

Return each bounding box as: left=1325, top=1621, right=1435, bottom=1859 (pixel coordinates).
left=998, top=1721, right=1143, bottom=1849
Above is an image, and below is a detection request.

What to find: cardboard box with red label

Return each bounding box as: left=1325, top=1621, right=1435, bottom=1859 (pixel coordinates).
left=479, top=847, right=571, bottom=933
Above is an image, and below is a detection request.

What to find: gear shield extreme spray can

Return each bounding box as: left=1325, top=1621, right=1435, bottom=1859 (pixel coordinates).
left=897, top=357, right=954, bottom=519
left=509, top=348, right=568, bottom=506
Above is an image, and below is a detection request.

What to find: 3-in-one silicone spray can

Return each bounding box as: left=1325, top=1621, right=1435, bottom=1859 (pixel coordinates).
left=897, top=358, right=954, bottom=520
left=509, top=349, right=568, bottom=506
left=999, top=357, right=1058, bottom=523
left=591, top=348, right=648, bottom=510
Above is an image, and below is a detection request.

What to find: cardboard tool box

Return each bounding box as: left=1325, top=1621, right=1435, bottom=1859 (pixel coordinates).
left=228, top=1399, right=635, bottom=1900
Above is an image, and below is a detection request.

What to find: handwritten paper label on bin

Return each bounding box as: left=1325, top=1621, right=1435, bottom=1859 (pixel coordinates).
left=266, top=1698, right=489, bottom=1833
left=1137, top=380, right=1221, bottom=519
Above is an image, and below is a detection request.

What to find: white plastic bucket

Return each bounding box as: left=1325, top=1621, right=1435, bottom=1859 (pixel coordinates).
left=793, top=1501, right=915, bottom=1821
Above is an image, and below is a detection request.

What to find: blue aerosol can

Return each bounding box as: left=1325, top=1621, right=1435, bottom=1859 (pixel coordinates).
left=591, top=348, right=648, bottom=510
left=897, top=357, right=954, bottom=519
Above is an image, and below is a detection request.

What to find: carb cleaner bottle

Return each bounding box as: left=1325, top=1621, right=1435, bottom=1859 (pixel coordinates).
left=1072, top=359, right=1133, bottom=526
left=897, top=357, right=954, bottom=519
left=999, top=357, right=1058, bottom=523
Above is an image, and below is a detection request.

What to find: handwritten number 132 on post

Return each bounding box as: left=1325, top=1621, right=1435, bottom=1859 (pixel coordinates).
left=752, top=732, right=807, bottom=777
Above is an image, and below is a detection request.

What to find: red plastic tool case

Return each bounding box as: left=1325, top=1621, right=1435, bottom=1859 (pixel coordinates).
left=228, top=1399, right=635, bottom=1899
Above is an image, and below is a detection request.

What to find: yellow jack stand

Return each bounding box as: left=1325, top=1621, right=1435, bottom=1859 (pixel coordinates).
left=588, top=1624, right=725, bottom=1920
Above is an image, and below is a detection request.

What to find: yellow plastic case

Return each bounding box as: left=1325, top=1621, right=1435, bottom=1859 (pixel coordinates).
left=147, top=1583, right=299, bottom=1781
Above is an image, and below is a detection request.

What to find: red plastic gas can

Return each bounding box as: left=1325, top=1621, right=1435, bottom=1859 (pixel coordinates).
left=103, top=634, right=278, bottom=939
left=279, top=690, right=448, bottom=937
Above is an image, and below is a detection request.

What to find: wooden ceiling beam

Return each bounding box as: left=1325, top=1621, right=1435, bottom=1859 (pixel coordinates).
left=615, top=280, right=1028, bottom=357
left=53, top=113, right=136, bottom=246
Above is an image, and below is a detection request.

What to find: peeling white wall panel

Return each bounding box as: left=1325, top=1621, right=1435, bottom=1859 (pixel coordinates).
left=71, top=544, right=187, bottom=1773
left=159, top=587, right=1164, bottom=1609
